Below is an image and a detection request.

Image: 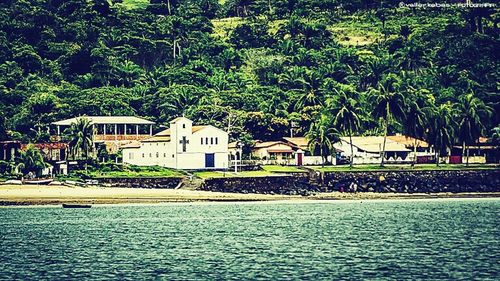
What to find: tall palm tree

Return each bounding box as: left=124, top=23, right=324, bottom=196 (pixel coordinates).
left=66, top=117, right=94, bottom=165
left=427, top=103, right=456, bottom=166
left=305, top=115, right=340, bottom=166
left=16, top=144, right=48, bottom=177
left=369, top=75, right=406, bottom=166
left=455, top=93, right=492, bottom=166
left=491, top=126, right=500, bottom=163
left=329, top=85, right=362, bottom=168
left=403, top=91, right=428, bottom=166
left=293, top=70, right=326, bottom=111
left=361, top=58, right=389, bottom=90
left=159, top=84, right=200, bottom=118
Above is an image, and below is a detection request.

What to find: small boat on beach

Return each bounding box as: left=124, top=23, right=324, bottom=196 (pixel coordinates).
left=62, top=203, right=92, bottom=209
left=23, top=179, right=54, bottom=185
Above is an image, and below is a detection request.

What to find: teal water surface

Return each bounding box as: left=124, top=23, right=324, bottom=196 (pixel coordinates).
left=0, top=199, right=499, bottom=280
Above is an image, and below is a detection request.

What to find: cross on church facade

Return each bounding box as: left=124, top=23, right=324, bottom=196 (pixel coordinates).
left=180, top=136, right=189, bottom=152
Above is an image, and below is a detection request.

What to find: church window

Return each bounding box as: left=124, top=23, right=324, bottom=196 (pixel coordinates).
left=206, top=137, right=209, bottom=144
left=201, top=138, right=203, bottom=145
left=156, top=152, right=159, bottom=158
left=142, top=153, right=145, bottom=158
left=211, top=137, right=213, bottom=145
left=215, top=137, right=218, bottom=145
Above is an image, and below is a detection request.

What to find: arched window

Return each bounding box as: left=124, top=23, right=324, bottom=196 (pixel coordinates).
left=201, top=138, right=204, bottom=145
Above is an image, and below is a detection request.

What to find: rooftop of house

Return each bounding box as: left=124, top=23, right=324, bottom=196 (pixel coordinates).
left=283, top=137, right=308, bottom=148
left=120, top=141, right=142, bottom=148
left=387, top=135, right=429, bottom=148
left=340, top=136, right=410, bottom=153
left=140, top=125, right=211, bottom=143
left=283, top=137, right=344, bottom=152
left=141, top=136, right=172, bottom=143
left=52, top=116, right=155, bottom=126
left=253, top=141, right=297, bottom=149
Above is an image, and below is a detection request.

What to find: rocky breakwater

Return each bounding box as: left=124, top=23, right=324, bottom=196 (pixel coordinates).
left=97, top=177, right=183, bottom=189
left=201, top=174, right=320, bottom=195
left=322, top=170, right=500, bottom=193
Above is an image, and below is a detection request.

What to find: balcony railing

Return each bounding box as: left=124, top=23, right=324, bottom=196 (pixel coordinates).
left=94, top=134, right=152, bottom=141
left=51, top=134, right=152, bottom=142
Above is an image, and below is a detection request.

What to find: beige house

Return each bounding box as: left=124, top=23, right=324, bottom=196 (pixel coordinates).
left=336, top=136, right=411, bottom=164
left=250, top=141, right=296, bottom=165
left=283, top=137, right=340, bottom=165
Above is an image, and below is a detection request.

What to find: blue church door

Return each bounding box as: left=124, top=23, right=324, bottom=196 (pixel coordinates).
left=205, top=153, right=215, bottom=168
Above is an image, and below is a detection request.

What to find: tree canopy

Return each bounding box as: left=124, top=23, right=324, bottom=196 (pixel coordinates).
left=0, top=0, right=498, bottom=156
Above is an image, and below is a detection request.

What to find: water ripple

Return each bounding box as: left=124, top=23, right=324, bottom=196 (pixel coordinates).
left=0, top=199, right=499, bottom=280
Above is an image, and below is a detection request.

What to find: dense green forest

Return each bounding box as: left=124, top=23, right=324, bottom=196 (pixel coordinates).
left=0, top=0, right=498, bottom=154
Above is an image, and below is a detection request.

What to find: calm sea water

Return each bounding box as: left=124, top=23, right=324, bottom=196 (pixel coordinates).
left=0, top=199, right=498, bottom=280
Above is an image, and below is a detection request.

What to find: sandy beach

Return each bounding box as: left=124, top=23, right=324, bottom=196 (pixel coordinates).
left=0, top=184, right=498, bottom=206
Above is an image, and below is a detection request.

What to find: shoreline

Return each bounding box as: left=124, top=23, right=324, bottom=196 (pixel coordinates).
left=0, top=185, right=499, bottom=206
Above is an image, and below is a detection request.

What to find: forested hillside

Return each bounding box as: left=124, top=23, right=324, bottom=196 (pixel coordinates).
left=0, top=0, right=498, bottom=150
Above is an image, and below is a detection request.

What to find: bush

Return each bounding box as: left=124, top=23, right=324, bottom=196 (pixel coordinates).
left=0, top=160, right=14, bottom=175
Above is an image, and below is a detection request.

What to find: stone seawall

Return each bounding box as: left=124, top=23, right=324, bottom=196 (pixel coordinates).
left=97, top=177, right=183, bottom=189
left=322, top=170, right=500, bottom=193
left=201, top=175, right=319, bottom=195
left=201, top=170, right=500, bottom=194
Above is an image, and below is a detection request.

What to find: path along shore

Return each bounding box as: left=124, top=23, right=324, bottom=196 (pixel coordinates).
left=0, top=185, right=499, bottom=206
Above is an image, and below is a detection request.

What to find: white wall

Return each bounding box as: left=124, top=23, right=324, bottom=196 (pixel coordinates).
left=122, top=124, right=229, bottom=170
left=122, top=141, right=175, bottom=167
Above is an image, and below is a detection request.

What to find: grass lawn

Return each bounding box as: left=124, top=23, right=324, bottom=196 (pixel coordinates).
left=313, top=164, right=500, bottom=172
left=85, top=167, right=184, bottom=178
left=194, top=170, right=287, bottom=179
left=261, top=165, right=306, bottom=173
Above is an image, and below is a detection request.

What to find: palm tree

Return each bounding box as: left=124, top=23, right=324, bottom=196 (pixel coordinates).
left=369, top=75, right=406, bottom=166
left=16, top=144, right=48, bottom=177
left=427, top=103, right=456, bottom=166
left=66, top=117, right=94, bottom=166
left=305, top=114, right=340, bottom=166
left=292, top=70, right=326, bottom=111
left=159, top=84, right=200, bottom=118
left=455, top=93, right=492, bottom=166
left=329, top=85, right=362, bottom=168
left=403, top=91, right=428, bottom=166
left=361, top=58, right=389, bottom=90
left=491, top=126, right=500, bottom=163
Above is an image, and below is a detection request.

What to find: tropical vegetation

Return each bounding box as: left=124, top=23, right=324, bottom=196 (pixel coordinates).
left=0, top=0, right=498, bottom=167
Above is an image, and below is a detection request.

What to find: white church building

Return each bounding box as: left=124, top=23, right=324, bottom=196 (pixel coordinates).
left=122, top=117, right=229, bottom=170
